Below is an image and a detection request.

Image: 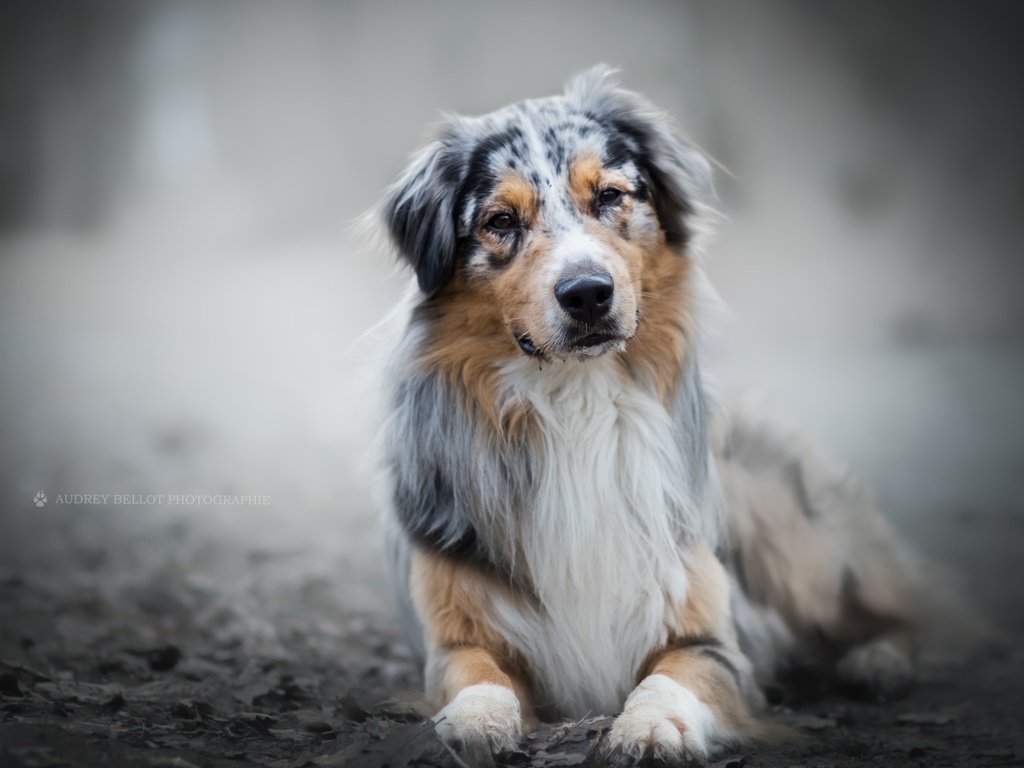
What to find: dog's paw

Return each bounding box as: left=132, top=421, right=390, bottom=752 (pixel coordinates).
left=433, top=683, right=522, bottom=759
left=836, top=639, right=914, bottom=699
left=604, top=674, right=715, bottom=766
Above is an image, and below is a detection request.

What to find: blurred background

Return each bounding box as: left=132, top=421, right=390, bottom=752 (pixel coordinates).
left=1, top=0, right=1023, bottom=657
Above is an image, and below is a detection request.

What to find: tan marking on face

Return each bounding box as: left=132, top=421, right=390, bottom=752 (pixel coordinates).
left=617, top=242, right=695, bottom=403
left=491, top=172, right=539, bottom=222
left=571, top=152, right=695, bottom=380
left=568, top=153, right=605, bottom=210
left=581, top=216, right=643, bottom=328
left=418, top=273, right=534, bottom=438
left=475, top=172, right=540, bottom=264
left=489, top=233, right=558, bottom=352
left=410, top=545, right=536, bottom=716
left=568, top=153, right=635, bottom=219
left=416, top=171, right=550, bottom=428
left=571, top=156, right=694, bottom=396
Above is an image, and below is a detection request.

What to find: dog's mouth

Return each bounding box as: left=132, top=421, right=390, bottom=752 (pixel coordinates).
left=515, top=311, right=641, bottom=360
left=515, top=326, right=634, bottom=360
left=571, top=331, right=619, bottom=349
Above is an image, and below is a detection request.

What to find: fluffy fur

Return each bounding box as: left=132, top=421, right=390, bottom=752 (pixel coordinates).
left=376, top=67, right=930, bottom=764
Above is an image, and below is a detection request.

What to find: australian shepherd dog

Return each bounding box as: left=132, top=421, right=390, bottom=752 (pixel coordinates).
left=376, top=67, right=934, bottom=764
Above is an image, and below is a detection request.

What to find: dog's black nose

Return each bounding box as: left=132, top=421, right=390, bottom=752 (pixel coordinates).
left=554, top=271, right=614, bottom=324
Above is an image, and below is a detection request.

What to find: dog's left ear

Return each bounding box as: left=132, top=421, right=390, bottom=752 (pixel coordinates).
left=566, top=66, right=712, bottom=248
left=381, top=123, right=470, bottom=297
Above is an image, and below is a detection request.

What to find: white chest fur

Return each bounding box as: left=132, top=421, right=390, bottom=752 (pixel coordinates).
left=489, top=356, right=695, bottom=718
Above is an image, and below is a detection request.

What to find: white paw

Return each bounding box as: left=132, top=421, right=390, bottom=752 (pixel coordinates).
left=606, top=674, right=716, bottom=764
left=836, top=639, right=914, bottom=698
left=433, top=683, right=522, bottom=755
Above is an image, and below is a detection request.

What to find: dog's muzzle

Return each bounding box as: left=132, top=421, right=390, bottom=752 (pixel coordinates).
left=515, top=266, right=632, bottom=358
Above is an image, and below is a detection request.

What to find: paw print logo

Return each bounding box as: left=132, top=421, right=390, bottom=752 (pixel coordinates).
left=33, top=492, right=47, bottom=508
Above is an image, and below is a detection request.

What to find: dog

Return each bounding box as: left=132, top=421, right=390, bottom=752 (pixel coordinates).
left=375, top=67, right=933, bottom=764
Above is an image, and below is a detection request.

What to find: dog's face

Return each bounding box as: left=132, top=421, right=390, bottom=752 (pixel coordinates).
left=382, top=67, right=709, bottom=361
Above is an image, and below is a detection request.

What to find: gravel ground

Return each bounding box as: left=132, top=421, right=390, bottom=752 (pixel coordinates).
left=1, top=500, right=1022, bottom=768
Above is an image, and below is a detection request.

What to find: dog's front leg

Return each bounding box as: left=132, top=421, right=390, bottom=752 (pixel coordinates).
left=429, top=645, right=528, bottom=758
left=606, top=549, right=777, bottom=765
left=410, top=546, right=533, bottom=758
left=607, top=644, right=757, bottom=765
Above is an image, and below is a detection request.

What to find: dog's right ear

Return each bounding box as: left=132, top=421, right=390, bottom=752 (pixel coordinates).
left=381, top=126, right=470, bottom=297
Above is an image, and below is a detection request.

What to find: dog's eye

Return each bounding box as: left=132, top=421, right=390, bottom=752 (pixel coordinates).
left=486, top=212, right=518, bottom=232
left=597, top=188, right=624, bottom=207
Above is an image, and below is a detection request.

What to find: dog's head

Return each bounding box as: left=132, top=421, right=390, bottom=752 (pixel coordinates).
left=381, top=66, right=710, bottom=361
